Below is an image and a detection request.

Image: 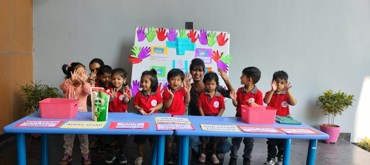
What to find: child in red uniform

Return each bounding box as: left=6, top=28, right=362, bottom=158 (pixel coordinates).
left=229, top=66, right=263, bottom=165
left=133, top=69, right=163, bottom=165
left=197, top=72, right=225, bottom=164
left=263, top=70, right=296, bottom=165
left=95, top=65, right=112, bottom=89
left=87, top=58, right=104, bottom=86
left=162, top=68, right=191, bottom=164
left=104, top=68, right=132, bottom=164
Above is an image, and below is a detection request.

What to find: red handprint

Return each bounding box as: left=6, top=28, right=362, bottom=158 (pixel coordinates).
left=212, top=50, right=223, bottom=62
left=187, top=29, right=198, bottom=43
left=156, top=28, right=167, bottom=41
left=128, top=56, right=143, bottom=64
left=217, top=32, right=229, bottom=46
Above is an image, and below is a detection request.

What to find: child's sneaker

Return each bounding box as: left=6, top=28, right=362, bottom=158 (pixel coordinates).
left=228, top=157, right=237, bottom=165
left=118, top=153, right=127, bottom=164
left=134, top=157, right=143, bottom=165
left=263, top=158, right=276, bottom=165
left=198, top=153, right=206, bottom=163
left=243, top=158, right=251, bottom=165
left=81, top=155, right=91, bottom=165
left=211, top=154, right=220, bottom=164
left=165, top=157, right=174, bottom=164
left=105, top=153, right=116, bottom=164
left=277, top=156, right=283, bottom=165
left=59, top=154, right=72, bottom=165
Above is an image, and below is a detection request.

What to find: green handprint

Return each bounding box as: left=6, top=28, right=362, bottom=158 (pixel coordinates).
left=207, top=32, right=217, bottom=47
left=145, top=27, right=156, bottom=42
left=179, top=29, right=187, bottom=38
left=220, top=54, right=233, bottom=64
left=131, top=46, right=141, bottom=58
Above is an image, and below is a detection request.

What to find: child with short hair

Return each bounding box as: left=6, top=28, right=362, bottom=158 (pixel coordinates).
left=197, top=71, right=226, bottom=164
left=59, top=62, right=91, bottom=165
left=133, top=69, right=163, bottom=165
left=87, top=58, right=104, bottom=86
left=229, top=66, right=263, bottom=165
left=104, top=68, right=132, bottom=164
left=162, top=68, right=191, bottom=164
left=263, top=70, right=297, bottom=165
left=95, top=65, right=112, bottom=89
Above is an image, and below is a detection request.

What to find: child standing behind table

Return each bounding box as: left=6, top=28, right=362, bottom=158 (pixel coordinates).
left=197, top=72, right=226, bottom=164
left=87, top=58, right=104, bottom=86
left=133, top=69, right=163, bottom=165
left=263, top=71, right=297, bottom=165
left=59, top=62, right=91, bottom=165
left=162, top=68, right=191, bottom=164
left=229, top=66, right=263, bottom=165
left=104, top=68, right=132, bottom=164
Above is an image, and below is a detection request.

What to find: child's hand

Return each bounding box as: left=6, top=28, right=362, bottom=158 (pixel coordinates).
left=148, top=108, right=156, bottom=115
left=167, top=88, right=174, bottom=99
left=138, top=108, right=147, bottom=115
left=124, top=86, right=132, bottom=99
left=230, top=91, right=237, bottom=100
left=111, top=88, right=117, bottom=100
left=183, top=73, right=192, bottom=92
left=271, top=80, right=277, bottom=91
left=284, top=81, right=293, bottom=92
left=218, top=68, right=229, bottom=82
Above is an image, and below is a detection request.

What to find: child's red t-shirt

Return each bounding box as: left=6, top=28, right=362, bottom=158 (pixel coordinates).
left=197, top=91, right=225, bottom=115
left=265, top=91, right=290, bottom=116
left=133, top=91, right=163, bottom=113
left=108, top=86, right=131, bottom=112
left=163, top=88, right=187, bottom=116
left=236, top=86, right=263, bottom=115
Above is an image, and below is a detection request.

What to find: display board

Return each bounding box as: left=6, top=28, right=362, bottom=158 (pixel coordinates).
left=129, top=26, right=232, bottom=96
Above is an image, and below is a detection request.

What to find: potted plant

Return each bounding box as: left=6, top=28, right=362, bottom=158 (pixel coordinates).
left=317, top=89, right=354, bottom=144
left=20, top=81, right=62, bottom=115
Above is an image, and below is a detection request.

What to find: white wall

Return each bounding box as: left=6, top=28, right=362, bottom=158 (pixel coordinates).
left=34, top=0, right=370, bottom=142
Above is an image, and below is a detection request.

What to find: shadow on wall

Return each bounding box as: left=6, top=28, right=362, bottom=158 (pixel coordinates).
left=306, top=97, right=324, bottom=128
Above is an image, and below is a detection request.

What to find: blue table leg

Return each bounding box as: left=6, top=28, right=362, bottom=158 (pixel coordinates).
left=306, top=140, right=318, bottom=165
left=157, top=135, right=165, bottom=165
left=151, top=136, right=158, bottom=165
left=178, top=137, right=182, bottom=164
left=16, top=134, right=26, bottom=165
left=283, top=139, right=291, bottom=165
left=41, top=134, right=48, bottom=165
left=180, top=136, right=189, bottom=165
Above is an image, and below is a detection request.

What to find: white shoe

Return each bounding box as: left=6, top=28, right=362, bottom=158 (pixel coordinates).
left=134, top=157, right=143, bottom=165
left=211, top=154, right=220, bottom=164
left=263, top=159, right=276, bottom=165
left=198, top=153, right=206, bottom=163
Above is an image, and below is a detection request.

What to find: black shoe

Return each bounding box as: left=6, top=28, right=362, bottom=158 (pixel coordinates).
left=119, top=153, right=127, bottom=164
left=105, top=153, right=116, bottom=164
left=228, top=157, right=237, bottom=165
left=243, top=158, right=251, bottom=165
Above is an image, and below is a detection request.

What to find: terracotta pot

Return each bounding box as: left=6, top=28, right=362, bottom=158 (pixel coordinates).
left=320, top=124, right=340, bottom=144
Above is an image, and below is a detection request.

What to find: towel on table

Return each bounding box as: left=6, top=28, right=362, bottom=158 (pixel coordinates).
left=275, top=115, right=302, bottom=125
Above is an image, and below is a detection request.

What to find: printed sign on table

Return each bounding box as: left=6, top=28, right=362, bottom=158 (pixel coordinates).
left=156, top=123, right=194, bottom=130
left=279, top=128, right=320, bottom=134
left=61, top=121, right=106, bottom=129
left=16, top=120, right=63, bottom=128
left=238, top=126, right=282, bottom=134
left=200, top=124, right=240, bottom=132
left=109, top=122, right=149, bottom=129
left=155, top=117, right=191, bottom=124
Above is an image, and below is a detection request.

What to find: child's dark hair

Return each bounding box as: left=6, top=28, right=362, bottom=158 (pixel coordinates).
left=97, top=65, right=112, bottom=76
left=112, top=68, right=128, bottom=85
left=242, top=66, right=261, bottom=84
left=167, top=69, right=185, bottom=82
left=89, top=58, right=104, bottom=67
left=272, top=70, right=288, bottom=81
left=61, top=62, right=85, bottom=79
left=141, top=69, right=158, bottom=93
left=190, top=58, right=205, bottom=72
left=203, top=71, right=219, bottom=86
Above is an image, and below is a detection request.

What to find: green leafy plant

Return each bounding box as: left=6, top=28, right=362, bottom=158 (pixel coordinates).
left=317, top=90, right=354, bottom=126
left=357, top=137, right=370, bottom=152
left=20, top=81, right=63, bottom=115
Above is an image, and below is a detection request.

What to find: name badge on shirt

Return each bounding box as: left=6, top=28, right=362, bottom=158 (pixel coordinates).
left=281, top=101, right=288, bottom=107
left=213, top=101, right=219, bottom=108
left=151, top=100, right=158, bottom=106
left=247, top=98, right=255, bottom=103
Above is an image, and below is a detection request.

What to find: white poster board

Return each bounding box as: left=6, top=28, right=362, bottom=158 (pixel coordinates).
left=129, top=27, right=231, bottom=96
